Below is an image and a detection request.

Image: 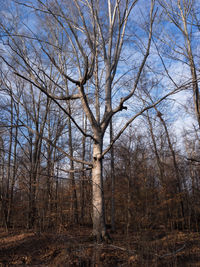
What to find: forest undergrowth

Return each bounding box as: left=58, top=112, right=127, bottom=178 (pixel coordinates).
left=0, top=226, right=200, bottom=266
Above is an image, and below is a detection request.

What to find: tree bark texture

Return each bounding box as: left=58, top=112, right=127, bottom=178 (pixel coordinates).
left=92, top=141, right=106, bottom=241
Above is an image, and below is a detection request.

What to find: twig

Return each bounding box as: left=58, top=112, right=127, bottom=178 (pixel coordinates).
left=57, top=167, right=92, bottom=173
left=85, top=243, right=136, bottom=255
left=107, top=244, right=136, bottom=255
left=156, top=244, right=186, bottom=258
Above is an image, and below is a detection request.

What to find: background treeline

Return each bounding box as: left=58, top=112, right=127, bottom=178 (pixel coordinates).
left=0, top=88, right=199, bottom=233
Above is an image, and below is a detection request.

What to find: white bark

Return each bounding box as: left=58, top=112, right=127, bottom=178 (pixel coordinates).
left=92, top=139, right=106, bottom=240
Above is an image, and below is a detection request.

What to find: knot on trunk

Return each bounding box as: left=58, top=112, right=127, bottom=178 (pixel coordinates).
left=93, top=153, right=102, bottom=161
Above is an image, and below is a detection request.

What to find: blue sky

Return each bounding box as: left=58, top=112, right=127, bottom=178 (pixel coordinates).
left=0, top=0, right=199, bottom=155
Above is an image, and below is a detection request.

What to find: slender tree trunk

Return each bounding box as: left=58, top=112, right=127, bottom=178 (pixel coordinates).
left=110, top=119, right=115, bottom=232
left=46, top=139, right=52, bottom=229
left=126, top=176, right=131, bottom=236
left=67, top=109, right=78, bottom=224
left=0, top=137, right=7, bottom=229
left=55, top=163, right=59, bottom=227
left=65, top=80, right=79, bottom=224
left=29, top=133, right=41, bottom=228
left=178, top=3, right=200, bottom=128
left=28, top=133, right=33, bottom=228
left=156, top=109, right=185, bottom=225
left=7, top=115, right=18, bottom=227
left=146, top=111, right=165, bottom=184
left=5, top=97, right=14, bottom=228
left=80, top=114, right=87, bottom=223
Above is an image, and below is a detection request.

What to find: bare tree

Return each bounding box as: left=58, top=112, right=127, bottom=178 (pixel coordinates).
left=1, top=0, right=184, bottom=241
left=158, top=0, right=200, bottom=128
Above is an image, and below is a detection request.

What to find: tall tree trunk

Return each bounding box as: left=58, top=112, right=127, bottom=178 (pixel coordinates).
left=155, top=109, right=185, bottom=225
left=67, top=108, right=78, bottom=224
left=46, top=139, right=52, bottom=229
left=7, top=114, right=18, bottom=227
left=80, top=114, right=87, bottom=223
left=92, top=141, right=106, bottom=241
left=29, top=135, right=40, bottom=228
left=146, top=111, right=165, bottom=184
left=55, top=163, right=59, bottom=227
left=110, top=119, right=115, bottom=232
left=5, top=97, right=13, bottom=228
left=178, top=2, right=200, bottom=128
left=0, top=137, right=7, bottom=229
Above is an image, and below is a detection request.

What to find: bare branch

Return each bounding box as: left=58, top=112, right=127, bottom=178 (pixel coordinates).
left=57, top=167, right=92, bottom=173
left=102, top=86, right=187, bottom=157
left=14, top=72, right=95, bottom=141
left=19, top=122, right=93, bottom=167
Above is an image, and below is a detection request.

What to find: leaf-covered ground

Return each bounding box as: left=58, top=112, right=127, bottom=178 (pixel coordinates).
left=0, top=227, right=200, bottom=266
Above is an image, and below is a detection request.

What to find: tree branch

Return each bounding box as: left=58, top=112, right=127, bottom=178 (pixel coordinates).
left=102, top=86, right=185, bottom=157
left=14, top=72, right=95, bottom=141
left=19, top=122, right=93, bottom=167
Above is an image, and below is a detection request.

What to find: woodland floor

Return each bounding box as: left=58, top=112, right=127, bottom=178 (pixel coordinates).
left=0, top=226, right=200, bottom=266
